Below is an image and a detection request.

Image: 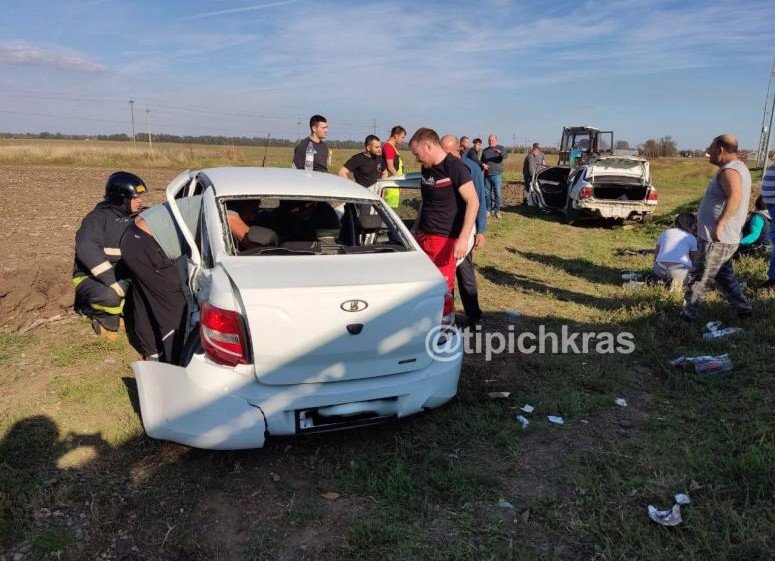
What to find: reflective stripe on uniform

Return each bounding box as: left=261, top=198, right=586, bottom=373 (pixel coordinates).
left=104, top=247, right=122, bottom=257
left=72, top=275, right=87, bottom=287
left=90, top=261, right=112, bottom=276
left=90, top=300, right=124, bottom=315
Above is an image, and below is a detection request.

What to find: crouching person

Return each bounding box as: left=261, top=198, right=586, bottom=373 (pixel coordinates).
left=653, top=212, right=698, bottom=292
left=120, top=195, right=203, bottom=363
left=73, top=172, right=146, bottom=338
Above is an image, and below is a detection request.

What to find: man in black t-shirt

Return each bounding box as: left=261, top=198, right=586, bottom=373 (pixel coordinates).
left=408, top=127, right=479, bottom=318
left=338, top=135, right=388, bottom=187
left=293, top=114, right=329, bottom=172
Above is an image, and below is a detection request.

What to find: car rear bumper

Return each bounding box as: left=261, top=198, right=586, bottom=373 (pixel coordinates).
left=133, top=331, right=462, bottom=450
left=575, top=199, right=656, bottom=218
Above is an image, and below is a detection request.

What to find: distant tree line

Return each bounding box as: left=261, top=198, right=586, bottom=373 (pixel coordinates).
left=0, top=131, right=365, bottom=149
left=639, top=136, right=678, bottom=158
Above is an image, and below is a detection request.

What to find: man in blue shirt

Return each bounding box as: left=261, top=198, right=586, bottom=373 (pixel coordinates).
left=441, top=135, right=487, bottom=326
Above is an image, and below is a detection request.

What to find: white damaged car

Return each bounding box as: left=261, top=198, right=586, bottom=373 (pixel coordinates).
left=133, top=168, right=462, bottom=450
left=527, top=155, right=658, bottom=224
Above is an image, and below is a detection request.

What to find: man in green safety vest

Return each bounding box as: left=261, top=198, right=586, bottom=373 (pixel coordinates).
left=381, top=125, right=406, bottom=208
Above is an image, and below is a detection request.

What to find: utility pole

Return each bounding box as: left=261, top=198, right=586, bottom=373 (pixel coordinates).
left=297, top=118, right=302, bottom=141
left=145, top=106, right=152, bottom=150
left=763, top=89, right=775, bottom=172
left=129, top=96, right=136, bottom=143
left=759, top=58, right=775, bottom=170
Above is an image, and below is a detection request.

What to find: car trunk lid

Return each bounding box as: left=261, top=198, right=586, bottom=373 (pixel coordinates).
left=217, top=252, right=446, bottom=385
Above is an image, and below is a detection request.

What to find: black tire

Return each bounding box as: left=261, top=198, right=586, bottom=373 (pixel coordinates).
left=564, top=200, right=580, bottom=225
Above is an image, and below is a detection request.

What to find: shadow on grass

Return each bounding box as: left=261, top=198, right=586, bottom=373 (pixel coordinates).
left=508, top=249, right=627, bottom=286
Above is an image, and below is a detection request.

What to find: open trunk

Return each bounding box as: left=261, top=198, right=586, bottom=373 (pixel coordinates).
left=591, top=175, right=649, bottom=201
left=217, top=252, right=445, bottom=385
left=532, top=166, right=571, bottom=209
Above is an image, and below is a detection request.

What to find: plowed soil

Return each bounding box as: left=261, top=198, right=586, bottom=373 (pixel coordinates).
left=0, top=165, right=174, bottom=332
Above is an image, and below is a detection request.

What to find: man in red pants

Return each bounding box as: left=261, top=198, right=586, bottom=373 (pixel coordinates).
left=408, top=128, right=479, bottom=320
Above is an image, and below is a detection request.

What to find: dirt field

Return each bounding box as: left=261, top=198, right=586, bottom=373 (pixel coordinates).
left=0, top=165, right=176, bottom=332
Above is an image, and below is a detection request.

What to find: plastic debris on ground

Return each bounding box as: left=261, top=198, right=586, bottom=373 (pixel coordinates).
left=675, top=493, right=691, bottom=505
left=516, top=415, right=529, bottom=429
left=498, top=499, right=514, bottom=509
left=520, top=404, right=534, bottom=413
left=621, top=272, right=644, bottom=281
left=622, top=280, right=647, bottom=289
left=615, top=397, right=628, bottom=407
left=488, top=391, right=511, bottom=399
left=321, top=492, right=340, bottom=500
left=647, top=504, right=683, bottom=526
left=669, top=353, right=733, bottom=374
left=505, top=310, right=522, bottom=319
left=702, top=320, right=744, bottom=340
left=547, top=415, right=565, bottom=425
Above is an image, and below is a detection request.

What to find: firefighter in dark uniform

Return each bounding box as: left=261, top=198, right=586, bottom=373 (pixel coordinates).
left=72, top=172, right=146, bottom=337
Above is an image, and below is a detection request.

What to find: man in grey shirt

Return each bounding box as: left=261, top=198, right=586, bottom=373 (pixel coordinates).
left=683, top=134, right=752, bottom=319
left=481, top=134, right=508, bottom=218
left=523, top=143, right=545, bottom=202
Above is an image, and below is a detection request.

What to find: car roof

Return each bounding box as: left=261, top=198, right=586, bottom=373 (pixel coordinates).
left=199, top=167, right=381, bottom=200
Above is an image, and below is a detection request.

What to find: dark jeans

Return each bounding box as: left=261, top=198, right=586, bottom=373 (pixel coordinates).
left=683, top=240, right=751, bottom=318
left=455, top=250, right=482, bottom=323
left=485, top=173, right=503, bottom=212
left=120, top=224, right=188, bottom=363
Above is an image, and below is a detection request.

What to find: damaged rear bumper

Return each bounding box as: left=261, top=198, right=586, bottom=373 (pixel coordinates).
left=132, top=332, right=462, bottom=450
left=574, top=199, right=656, bottom=219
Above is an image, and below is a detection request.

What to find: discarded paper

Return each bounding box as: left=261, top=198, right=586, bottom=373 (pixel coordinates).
left=674, top=493, right=691, bottom=505
left=516, top=415, right=529, bottom=429
left=615, top=398, right=628, bottom=407
left=488, top=391, right=511, bottom=399
left=520, top=404, right=534, bottom=413
left=547, top=415, right=565, bottom=425
left=647, top=504, right=683, bottom=526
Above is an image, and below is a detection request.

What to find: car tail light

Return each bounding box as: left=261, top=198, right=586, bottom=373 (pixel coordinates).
left=647, top=188, right=658, bottom=202
left=579, top=184, right=593, bottom=199
left=200, top=301, right=249, bottom=366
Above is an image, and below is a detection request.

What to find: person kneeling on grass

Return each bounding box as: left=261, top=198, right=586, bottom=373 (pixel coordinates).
left=735, top=195, right=771, bottom=257
left=652, top=212, right=698, bottom=292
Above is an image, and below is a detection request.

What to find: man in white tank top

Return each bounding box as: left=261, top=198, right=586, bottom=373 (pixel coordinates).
left=683, top=134, right=752, bottom=320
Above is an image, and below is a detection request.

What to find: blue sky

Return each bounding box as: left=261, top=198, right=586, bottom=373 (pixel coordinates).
left=0, top=0, right=773, bottom=148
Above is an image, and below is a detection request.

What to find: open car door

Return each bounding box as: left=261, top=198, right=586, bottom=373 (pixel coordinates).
left=370, top=173, right=475, bottom=266
left=529, top=166, right=572, bottom=210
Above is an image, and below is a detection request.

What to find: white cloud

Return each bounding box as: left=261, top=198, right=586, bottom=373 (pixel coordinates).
left=0, top=44, right=108, bottom=73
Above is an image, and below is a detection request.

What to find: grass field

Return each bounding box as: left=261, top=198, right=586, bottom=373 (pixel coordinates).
left=0, top=142, right=772, bottom=561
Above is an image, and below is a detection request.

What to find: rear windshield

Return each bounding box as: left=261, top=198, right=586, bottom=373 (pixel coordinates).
left=219, top=196, right=414, bottom=256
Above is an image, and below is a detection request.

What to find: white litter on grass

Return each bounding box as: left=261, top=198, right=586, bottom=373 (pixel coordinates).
left=488, top=391, right=511, bottom=399
left=520, top=404, right=534, bottom=413
left=516, top=415, right=529, bottom=429
left=498, top=499, right=514, bottom=509
left=615, top=397, right=628, bottom=407
left=647, top=504, right=683, bottom=526
left=547, top=415, right=565, bottom=425
left=675, top=493, right=691, bottom=505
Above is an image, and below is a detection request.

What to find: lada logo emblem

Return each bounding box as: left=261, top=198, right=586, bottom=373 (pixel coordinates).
left=341, top=300, right=368, bottom=312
